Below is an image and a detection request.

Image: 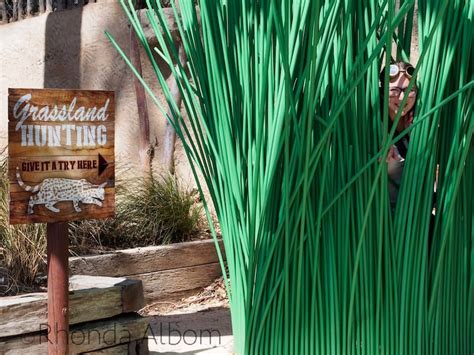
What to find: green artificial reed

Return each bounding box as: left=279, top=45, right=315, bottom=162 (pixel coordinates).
left=107, top=0, right=473, bottom=353
left=394, top=1, right=473, bottom=354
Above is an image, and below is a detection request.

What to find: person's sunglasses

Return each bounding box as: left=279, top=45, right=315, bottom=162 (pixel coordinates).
left=389, top=64, right=415, bottom=78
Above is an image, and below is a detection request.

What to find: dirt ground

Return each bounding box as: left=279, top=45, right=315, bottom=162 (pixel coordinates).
left=141, top=278, right=234, bottom=354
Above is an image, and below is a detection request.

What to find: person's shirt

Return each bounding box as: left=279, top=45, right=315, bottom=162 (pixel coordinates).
left=387, top=136, right=409, bottom=211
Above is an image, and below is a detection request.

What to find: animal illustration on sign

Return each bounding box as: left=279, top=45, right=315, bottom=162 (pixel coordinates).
left=16, top=167, right=106, bottom=214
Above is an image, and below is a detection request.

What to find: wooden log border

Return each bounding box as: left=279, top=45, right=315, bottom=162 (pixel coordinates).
left=0, top=275, right=144, bottom=338
left=70, top=239, right=226, bottom=301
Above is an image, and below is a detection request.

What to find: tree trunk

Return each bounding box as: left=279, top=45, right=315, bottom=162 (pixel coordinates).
left=12, top=0, right=18, bottom=21
left=162, top=44, right=186, bottom=175
left=0, top=0, right=7, bottom=23
left=18, top=0, right=23, bottom=18
left=26, top=0, right=33, bottom=17
left=46, top=0, right=53, bottom=12
left=130, top=25, right=152, bottom=174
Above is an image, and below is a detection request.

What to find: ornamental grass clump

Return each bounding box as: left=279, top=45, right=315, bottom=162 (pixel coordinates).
left=107, top=0, right=473, bottom=353
left=70, top=173, right=202, bottom=250
left=113, top=173, right=202, bottom=245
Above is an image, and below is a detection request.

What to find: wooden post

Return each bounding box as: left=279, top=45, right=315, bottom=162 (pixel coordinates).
left=47, top=222, right=69, bottom=355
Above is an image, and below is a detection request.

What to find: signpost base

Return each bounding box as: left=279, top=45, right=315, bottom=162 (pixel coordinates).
left=47, top=222, right=69, bottom=355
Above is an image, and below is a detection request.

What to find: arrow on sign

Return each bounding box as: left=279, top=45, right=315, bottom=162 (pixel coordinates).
left=98, top=153, right=109, bottom=176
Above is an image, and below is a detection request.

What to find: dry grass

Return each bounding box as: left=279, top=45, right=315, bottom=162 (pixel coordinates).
left=0, top=153, right=46, bottom=295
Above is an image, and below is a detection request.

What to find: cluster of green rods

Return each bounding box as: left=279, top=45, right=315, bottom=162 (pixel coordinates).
left=107, top=0, right=473, bottom=354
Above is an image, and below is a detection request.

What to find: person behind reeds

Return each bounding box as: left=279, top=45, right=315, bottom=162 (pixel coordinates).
left=379, top=61, right=417, bottom=210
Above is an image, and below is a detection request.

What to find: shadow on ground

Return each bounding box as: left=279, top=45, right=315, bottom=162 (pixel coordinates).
left=146, top=307, right=233, bottom=354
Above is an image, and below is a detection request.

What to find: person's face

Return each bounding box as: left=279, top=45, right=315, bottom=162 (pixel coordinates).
left=388, top=74, right=417, bottom=131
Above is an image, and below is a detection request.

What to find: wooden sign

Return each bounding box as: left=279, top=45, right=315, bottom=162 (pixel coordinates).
left=8, top=88, right=115, bottom=224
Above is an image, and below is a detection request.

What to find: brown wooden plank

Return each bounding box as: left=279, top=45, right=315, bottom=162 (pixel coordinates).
left=7, top=147, right=115, bottom=158
left=81, top=343, right=129, bottom=355
left=0, top=314, right=149, bottom=355
left=140, top=262, right=223, bottom=302
left=0, top=276, right=144, bottom=338
left=80, top=339, right=149, bottom=355
left=8, top=122, right=115, bottom=154
left=8, top=188, right=115, bottom=224
left=68, top=276, right=145, bottom=315
left=120, top=279, right=146, bottom=314
left=8, top=156, right=115, bottom=189
left=8, top=88, right=115, bottom=224
left=8, top=88, right=115, bottom=115
left=70, top=239, right=226, bottom=277
left=128, top=339, right=149, bottom=355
